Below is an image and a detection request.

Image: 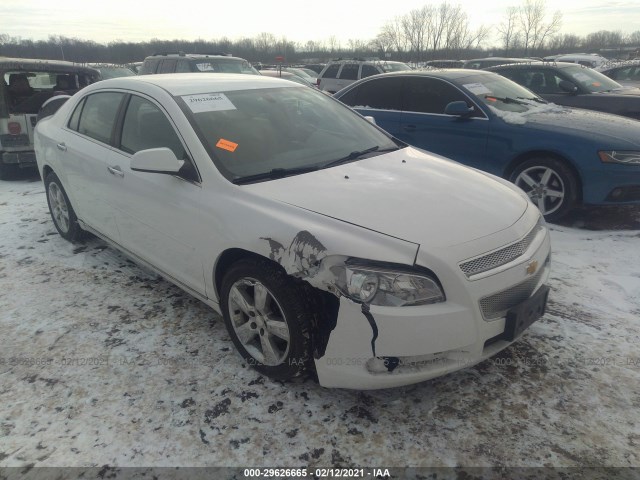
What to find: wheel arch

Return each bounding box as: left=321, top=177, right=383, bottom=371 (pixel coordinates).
left=42, top=164, right=54, bottom=179
left=504, top=150, right=583, bottom=202
left=213, top=248, right=282, bottom=302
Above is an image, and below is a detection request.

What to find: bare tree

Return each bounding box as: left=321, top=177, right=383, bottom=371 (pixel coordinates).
left=498, top=6, right=520, bottom=54
left=518, top=0, right=562, bottom=55
left=402, top=6, right=430, bottom=59
left=380, top=16, right=408, bottom=54
left=328, top=35, right=340, bottom=54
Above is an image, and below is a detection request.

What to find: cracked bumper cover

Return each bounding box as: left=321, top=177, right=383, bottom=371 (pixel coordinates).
left=314, top=220, right=552, bottom=390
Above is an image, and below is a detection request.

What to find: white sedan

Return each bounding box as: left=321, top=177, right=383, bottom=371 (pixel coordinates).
left=34, top=73, right=551, bottom=389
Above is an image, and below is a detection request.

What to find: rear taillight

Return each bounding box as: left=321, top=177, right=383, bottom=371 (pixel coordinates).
left=8, top=122, right=21, bottom=135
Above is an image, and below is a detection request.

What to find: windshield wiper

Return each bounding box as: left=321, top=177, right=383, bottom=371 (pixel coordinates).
left=232, top=166, right=319, bottom=185
left=484, top=95, right=527, bottom=105
left=518, top=96, right=546, bottom=103
left=322, top=145, right=399, bottom=169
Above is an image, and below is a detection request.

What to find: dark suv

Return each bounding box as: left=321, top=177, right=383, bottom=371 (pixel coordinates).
left=1, top=57, right=100, bottom=179
left=139, top=52, right=259, bottom=75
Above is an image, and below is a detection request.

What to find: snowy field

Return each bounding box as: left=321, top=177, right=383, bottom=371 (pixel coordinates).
left=1, top=173, right=639, bottom=470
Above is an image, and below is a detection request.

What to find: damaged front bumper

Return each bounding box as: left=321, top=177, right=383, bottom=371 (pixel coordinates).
left=314, top=215, right=551, bottom=390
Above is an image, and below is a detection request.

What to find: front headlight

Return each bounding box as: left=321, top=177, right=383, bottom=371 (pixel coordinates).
left=599, top=151, right=640, bottom=165
left=332, top=261, right=445, bottom=307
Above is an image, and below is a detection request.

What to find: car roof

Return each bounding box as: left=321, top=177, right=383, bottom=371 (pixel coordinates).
left=372, top=69, right=499, bottom=80
left=464, top=57, right=530, bottom=62
left=486, top=61, right=582, bottom=70
left=85, top=73, right=301, bottom=95
left=144, top=53, right=247, bottom=61
left=0, top=56, right=100, bottom=75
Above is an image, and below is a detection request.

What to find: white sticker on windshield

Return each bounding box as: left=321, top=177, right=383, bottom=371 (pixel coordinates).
left=463, top=82, right=492, bottom=95
left=196, top=62, right=214, bottom=72
left=182, top=93, right=236, bottom=113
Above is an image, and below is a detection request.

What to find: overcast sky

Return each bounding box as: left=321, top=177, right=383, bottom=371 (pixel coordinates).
left=1, top=0, right=639, bottom=46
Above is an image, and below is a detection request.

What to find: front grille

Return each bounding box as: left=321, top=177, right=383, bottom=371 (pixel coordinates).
left=460, top=225, right=541, bottom=277
left=479, top=259, right=547, bottom=320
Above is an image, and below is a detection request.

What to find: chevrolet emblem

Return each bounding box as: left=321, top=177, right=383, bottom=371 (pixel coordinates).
left=526, top=260, right=539, bottom=276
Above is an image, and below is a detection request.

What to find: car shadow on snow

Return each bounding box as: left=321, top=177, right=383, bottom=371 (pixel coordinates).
left=553, top=204, right=640, bottom=230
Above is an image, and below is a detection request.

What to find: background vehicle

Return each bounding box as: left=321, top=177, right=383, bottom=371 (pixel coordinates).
left=462, top=57, right=530, bottom=69
left=139, top=52, right=259, bottom=75
left=258, top=69, right=316, bottom=87
left=335, top=70, right=640, bottom=221
left=547, top=53, right=608, bottom=68
left=598, top=60, right=640, bottom=88
left=260, top=66, right=317, bottom=85
left=424, top=60, right=464, bottom=68
left=0, top=57, right=99, bottom=179
left=317, top=59, right=411, bottom=93
left=89, top=63, right=136, bottom=79
left=34, top=73, right=550, bottom=389
left=487, top=62, right=640, bottom=120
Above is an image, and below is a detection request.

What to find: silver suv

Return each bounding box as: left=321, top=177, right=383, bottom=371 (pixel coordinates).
left=318, top=59, right=411, bottom=93
left=0, top=57, right=99, bottom=179
left=139, top=52, right=259, bottom=75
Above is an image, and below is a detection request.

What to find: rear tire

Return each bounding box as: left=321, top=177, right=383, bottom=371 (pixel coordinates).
left=44, top=171, right=85, bottom=242
left=220, top=257, right=314, bottom=381
left=510, top=157, right=579, bottom=222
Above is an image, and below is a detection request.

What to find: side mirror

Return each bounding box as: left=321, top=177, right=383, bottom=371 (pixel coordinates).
left=130, top=147, right=184, bottom=174
left=364, top=115, right=377, bottom=125
left=444, top=101, right=475, bottom=117
left=558, top=80, right=578, bottom=94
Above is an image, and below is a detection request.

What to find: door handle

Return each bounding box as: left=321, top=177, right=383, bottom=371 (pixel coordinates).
left=107, top=165, right=124, bottom=177
left=56, top=142, right=67, bottom=152
left=403, top=124, right=417, bottom=130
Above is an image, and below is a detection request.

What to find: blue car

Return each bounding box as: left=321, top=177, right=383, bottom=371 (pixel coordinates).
left=334, top=70, right=640, bottom=221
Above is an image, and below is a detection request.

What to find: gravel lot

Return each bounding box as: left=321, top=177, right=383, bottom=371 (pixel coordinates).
left=1, top=173, right=639, bottom=470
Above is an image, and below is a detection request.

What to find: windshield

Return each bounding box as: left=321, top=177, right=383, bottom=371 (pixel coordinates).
left=458, top=73, right=545, bottom=113
left=562, top=65, right=622, bottom=93
left=180, top=86, right=398, bottom=182
left=382, top=62, right=411, bottom=72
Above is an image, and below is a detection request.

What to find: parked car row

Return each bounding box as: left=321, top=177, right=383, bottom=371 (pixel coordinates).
left=333, top=69, right=640, bottom=221
left=6, top=53, right=640, bottom=390
left=486, top=62, right=640, bottom=120
left=33, top=73, right=552, bottom=389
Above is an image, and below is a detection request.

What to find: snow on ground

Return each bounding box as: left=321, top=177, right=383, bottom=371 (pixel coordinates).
left=1, top=174, right=639, bottom=469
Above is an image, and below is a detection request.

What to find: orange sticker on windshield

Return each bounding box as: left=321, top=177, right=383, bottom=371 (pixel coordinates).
left=216, top=138, right=238, bottom=152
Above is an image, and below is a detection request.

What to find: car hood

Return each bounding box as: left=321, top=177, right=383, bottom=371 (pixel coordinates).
left=242, top=147, right=529, bottom=249
left=493, top=105, right=640, bottom=148
left=603, top=87, right=640, bottom=97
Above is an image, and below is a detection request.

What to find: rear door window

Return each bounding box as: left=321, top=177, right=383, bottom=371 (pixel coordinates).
left=339, top=64, right=359, bottom=80
left=403, top=77, right=480, bottom=116
left=361, top=64, right=380, bottom=78
left=76, top=92, right=125, bottom=144
left=321, top=64, right=340, bottom=79
left=340, top=77, right=403, bottom=110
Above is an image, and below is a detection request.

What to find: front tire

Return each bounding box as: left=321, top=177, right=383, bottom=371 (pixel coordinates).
left=510, top=157, right=579, bottom=222
left=45, top=171, right=85, bottom=242
left=220, top=258, right=314, bottom=380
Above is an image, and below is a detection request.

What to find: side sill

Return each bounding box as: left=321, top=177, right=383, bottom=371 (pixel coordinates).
left=78, top=220, right=222, bottom=314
